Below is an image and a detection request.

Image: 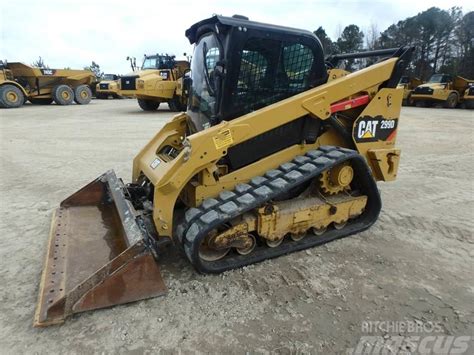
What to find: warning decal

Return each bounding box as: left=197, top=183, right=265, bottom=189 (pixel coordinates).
left=213, top=129, right=233, bottom=150
left=353, top=115, right=398, bottom=143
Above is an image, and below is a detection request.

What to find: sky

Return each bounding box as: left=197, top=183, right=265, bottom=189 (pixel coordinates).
left=0, top=0, right=471, bottom=74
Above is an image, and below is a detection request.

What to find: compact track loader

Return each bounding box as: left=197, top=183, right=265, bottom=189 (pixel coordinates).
left=35, top=15, right=413, bottom=326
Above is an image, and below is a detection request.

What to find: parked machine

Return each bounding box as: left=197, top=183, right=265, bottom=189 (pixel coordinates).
left=96, top=74, right=121, bottom=99
left=0, top=62, right=95, bottom=108
left=397, top=76, right=422, bottom=106
left=118, top=54, right=190, bottom=111
left=411, top=74, right=473, bottom=108
left=35, top=15, right=413, bottom=326
left=463, top=84, right=474, bottom=109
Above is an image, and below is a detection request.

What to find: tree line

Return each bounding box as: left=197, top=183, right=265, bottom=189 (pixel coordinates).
left=315, top=7, right=474, bottom=80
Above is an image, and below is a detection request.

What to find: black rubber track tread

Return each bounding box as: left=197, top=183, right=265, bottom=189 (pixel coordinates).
left=176, top=146, right=382, bottom=273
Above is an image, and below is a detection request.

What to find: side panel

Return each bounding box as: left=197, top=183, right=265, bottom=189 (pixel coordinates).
left=352, top=88, right=403, bottom=181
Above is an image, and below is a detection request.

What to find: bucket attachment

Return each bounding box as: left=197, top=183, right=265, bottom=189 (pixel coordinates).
left=34, top=170, right=167, bottom=327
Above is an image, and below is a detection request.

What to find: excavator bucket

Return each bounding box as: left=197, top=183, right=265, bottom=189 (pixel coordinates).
left=34, top=170, right=167, bottom=327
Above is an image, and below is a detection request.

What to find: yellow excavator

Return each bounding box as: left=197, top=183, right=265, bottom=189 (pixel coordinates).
left=35, top=15, right=413, bottom=326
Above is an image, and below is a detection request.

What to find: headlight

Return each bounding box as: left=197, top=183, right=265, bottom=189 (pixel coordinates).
left=137, top=80, right=145, bottom=89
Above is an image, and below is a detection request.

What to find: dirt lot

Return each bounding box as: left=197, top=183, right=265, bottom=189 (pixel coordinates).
left=0, top=100, right=473, bottom=354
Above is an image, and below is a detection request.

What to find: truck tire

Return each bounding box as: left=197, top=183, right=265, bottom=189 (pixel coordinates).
left=30, top=98, right=53, bottom=105
left=168, top=94, right=187, bottom=112
left=53, top=85, right=74, bottom=105
left=138, top=99, right=160, bottom=111
left=74, top=85, right=92, bottom=105
left=444, top=93, right=458, bottom=108
left=0, top=84, right=25, bottom=108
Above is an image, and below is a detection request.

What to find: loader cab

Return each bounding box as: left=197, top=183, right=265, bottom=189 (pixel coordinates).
left=185, top=15, right=327, bottom=131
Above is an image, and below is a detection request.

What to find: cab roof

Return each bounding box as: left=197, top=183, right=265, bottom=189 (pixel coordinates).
left=185, top=15, right=318, bottom=44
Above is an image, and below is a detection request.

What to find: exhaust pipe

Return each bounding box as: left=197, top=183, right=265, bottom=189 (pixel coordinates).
left=34, top=170, right=167, bottom=327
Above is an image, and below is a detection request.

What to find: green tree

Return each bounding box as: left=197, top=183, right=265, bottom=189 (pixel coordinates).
left=336, top=25, right=364, bottom=70
left=31, top=56, right=49, bottom=68
left=452, top=11, right=474, bottom=77
left=84, top=61, right=103, bottom=80
left=314, top=27, right=338, bottom=55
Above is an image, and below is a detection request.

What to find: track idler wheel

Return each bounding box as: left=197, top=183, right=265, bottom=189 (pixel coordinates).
left=334, top=221, right=348, bottom=230
left=311, top=226, right=327, bottom=236
left=266, top=238, right=283, bottom=248
left=198, top=229, right=230, bottom=262
left=290, top=232, right=305, bottom=241
left=236, top=233, right=256, bottom=255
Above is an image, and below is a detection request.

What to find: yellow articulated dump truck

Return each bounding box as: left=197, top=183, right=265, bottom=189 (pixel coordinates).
left=397, top=76, right=422, bottom=106
left=34, top=15, right=414, bottom=326
left=411, top=74, right=473, bottom=108
left=463, top=84, right=474, bottom=109
left=95, top=74, right=121, bottom=99
left=0, top=62, right=95, bottom=108
left=118, top=54, right=190, bottom=112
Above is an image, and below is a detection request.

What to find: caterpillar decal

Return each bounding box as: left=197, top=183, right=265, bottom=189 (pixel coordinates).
left=40, top=69, right=56, bottom=75
left=353, top=115, right=398, bottom=143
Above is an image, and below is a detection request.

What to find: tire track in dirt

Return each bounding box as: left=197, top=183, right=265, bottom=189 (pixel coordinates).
left=377, top=211, right=473, bottom=244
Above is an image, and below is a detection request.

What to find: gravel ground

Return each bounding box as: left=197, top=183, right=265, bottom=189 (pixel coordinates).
left=0, top=100, right=473, bottom=354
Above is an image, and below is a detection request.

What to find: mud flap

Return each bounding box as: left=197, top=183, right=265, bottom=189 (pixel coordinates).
left=34, top=170, right=167, bottom=327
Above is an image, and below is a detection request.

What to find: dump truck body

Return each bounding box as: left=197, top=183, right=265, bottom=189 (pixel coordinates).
left=36, top=15, right=413, bottom=326
left=118, top=55, right=190, bottom=112
left=411, top=74, right=473, bottom=108
left=96, top=74, right=121, bottom=99
left=0, top=62, right=95, bottom=108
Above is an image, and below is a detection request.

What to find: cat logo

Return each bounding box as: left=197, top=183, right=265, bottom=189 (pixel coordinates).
left=357, top=120, right=378, bottom=139
left=353, top=116, right=398, bottom=143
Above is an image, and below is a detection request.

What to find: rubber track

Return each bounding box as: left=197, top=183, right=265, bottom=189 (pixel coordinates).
left=176, top=146, right=382, bottom=273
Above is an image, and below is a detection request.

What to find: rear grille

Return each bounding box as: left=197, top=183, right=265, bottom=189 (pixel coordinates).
left=414, top=87, right=433, bottom=95
left=121, top=76, right=138, bottom=90
left=99, top=83, right=109, bottom=90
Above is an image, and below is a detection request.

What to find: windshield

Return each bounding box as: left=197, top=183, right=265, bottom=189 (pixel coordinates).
left=398, top=77, right=409, bottom=84
left=428, top=74, right=448, bottom=83
left=142, top=55, right=176, bottom=70
left=142, top=57, right=160, bottom=70
left=187, top=33, right=221, bottom=130
left=103, top=74, right=116, bottom=81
